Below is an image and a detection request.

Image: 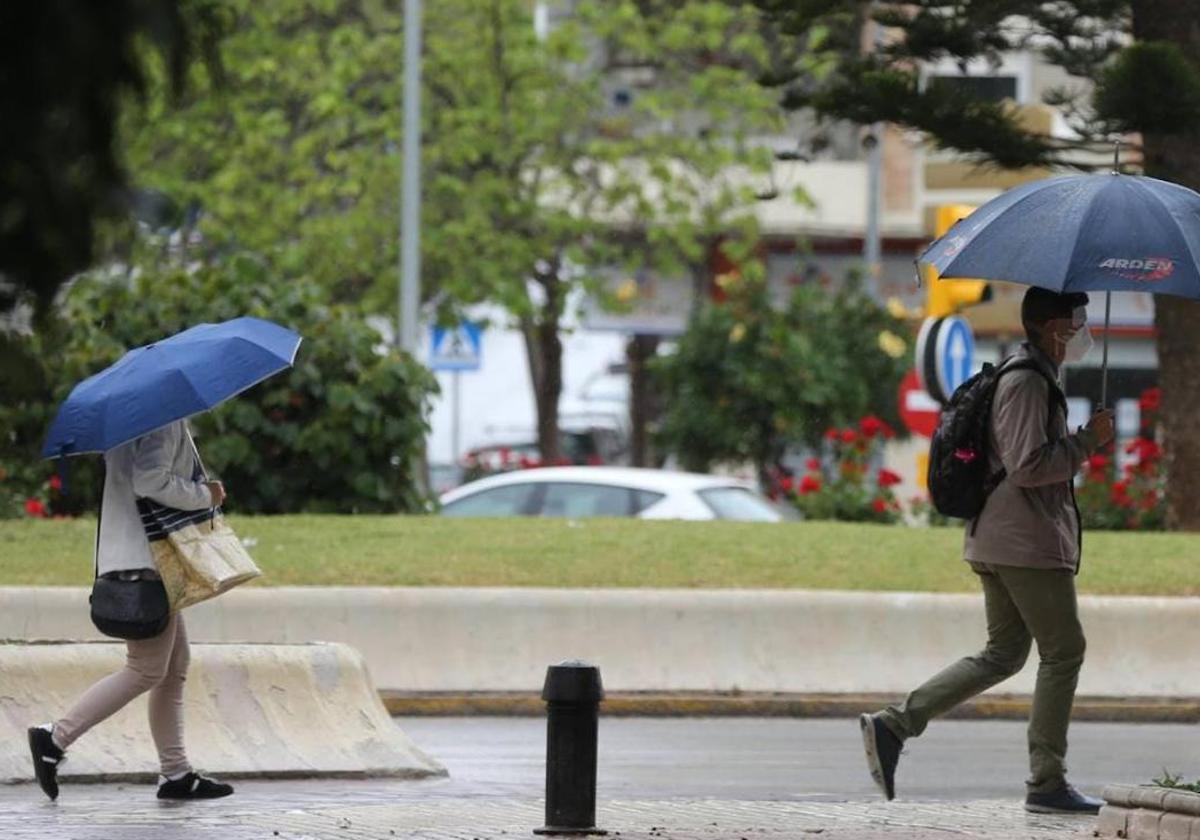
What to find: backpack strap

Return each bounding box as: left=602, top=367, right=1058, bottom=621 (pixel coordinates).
left=968, top=356, right=1065, bottom=535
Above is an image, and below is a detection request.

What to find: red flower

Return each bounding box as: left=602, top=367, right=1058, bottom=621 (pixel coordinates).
left=799, top=475, right=822, bottom=494
left=1140, top=494, right=1159, bottom=511
left=24, top=498, right=46, bottom=518
left=48, top=474, right=62, bottom=491
left=1086, top=454, right=1108, bottom=473
left=877, top=469, right=902, bottom=488
left=881, top=420, right=896, bottom=440
left=860, top=416, right=883, bottom=438
left=1125, top=437, right=1162, bottom=462
left=840, top=429, right=858, bottom=444
left=1110, top=481, right=1132, bottom=507
left=871, top=498, right=888, bottom=514
left=806, top=458, right=822, bottom=471
left=586, top=454, right=603, bottom=466
left=824, top=428, right=839, bottom=441
left=518, top=456, right=535, bottom=469
left=1139, top=387, right=1162, bottom=413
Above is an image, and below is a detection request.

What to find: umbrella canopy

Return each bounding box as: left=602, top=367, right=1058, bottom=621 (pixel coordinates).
left=42, top=317, right=302, bottom=458
left=921, top=173, right=1200, bottom=295
left=918, top=172, right=1200, bottom=405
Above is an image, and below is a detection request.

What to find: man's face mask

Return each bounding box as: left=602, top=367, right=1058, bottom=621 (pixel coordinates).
left=1054, top=306, right=1094, bottom=364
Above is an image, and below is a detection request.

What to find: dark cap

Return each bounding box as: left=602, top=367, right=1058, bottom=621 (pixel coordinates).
left=1021, top=287, right=1090, bottom=329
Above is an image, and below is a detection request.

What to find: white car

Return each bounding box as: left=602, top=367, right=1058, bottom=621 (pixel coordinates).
left=438, top=466, right=784, bottom=522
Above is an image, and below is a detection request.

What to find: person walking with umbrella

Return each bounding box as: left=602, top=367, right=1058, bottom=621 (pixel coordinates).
left=28, top=317, right=301, bottom=801
left=860, top=288, right=1114, bottom=813
left=28, top=420, right=234, bottom=801
left=860, top=162, right=1200, bottom=813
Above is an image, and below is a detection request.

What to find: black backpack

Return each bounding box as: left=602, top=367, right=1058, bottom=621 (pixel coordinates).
left=927, top=358, right=1062, bottom=520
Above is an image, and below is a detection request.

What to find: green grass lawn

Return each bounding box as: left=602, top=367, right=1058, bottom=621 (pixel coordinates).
left=1, top=516, right=1197, bottom=595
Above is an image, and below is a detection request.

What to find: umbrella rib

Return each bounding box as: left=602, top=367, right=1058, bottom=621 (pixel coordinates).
left=1059, top=182, right=1111, bottom=292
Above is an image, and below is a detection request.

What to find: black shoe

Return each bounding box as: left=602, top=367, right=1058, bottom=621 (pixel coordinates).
left=1025, top=783, right=1103, bottom=815
left=157, top=772, right=234, bottom=800
left=27, top=726, right=65, bottom=801
left=859, top=713, right=902, bottom=801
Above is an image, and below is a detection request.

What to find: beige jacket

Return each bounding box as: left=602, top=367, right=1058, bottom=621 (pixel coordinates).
left=963, top=343, right=1094, bottom=572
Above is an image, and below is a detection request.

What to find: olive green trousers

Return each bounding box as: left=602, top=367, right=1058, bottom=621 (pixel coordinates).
left=878, top=563, right=1086, bottom=794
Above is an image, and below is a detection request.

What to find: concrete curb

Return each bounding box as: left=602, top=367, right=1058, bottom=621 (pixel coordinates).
left=380, top=691, right=1200, bottom=722
left=0, top=641, right=446, bottom=783
left=4, top=586, right=1200, bottom=698
left=1097, top=784, right=1200, bottom=839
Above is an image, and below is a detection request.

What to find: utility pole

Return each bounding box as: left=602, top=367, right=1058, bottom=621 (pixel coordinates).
left=399, top=0, right=422, bottom=353
left=863, top=14, right=883, bottom=283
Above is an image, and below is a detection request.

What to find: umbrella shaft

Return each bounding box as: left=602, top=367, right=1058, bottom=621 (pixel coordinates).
left=1100, top=292, right=1111, bottom=409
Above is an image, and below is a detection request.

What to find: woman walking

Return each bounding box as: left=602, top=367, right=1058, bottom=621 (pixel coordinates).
left=28, top=420, right=234, bottom=801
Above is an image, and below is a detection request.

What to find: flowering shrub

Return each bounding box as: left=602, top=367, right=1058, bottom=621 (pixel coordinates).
left=1075, top=387, right=1165, bottom=530
left=0, top=467, right=62, bottom=520
left=783, top=415, right=903, bottom=523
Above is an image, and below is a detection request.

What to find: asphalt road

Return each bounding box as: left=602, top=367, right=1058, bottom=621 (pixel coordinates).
left=396, top=716, right=1199, bottom=802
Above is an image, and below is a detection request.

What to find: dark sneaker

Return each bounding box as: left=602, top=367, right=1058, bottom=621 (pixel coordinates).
left=157, top=772, right=234, bottom=800
left=27, top=726, right=65, bottom=801
left=859, top=713, right=902, bottom=801
left=1025, top=784, right=1103, bottom=815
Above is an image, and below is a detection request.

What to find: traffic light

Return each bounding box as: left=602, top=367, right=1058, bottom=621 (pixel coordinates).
left=925, top=204, right=991, bottom=317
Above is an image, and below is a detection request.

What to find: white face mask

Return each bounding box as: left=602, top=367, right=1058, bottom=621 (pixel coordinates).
left=1057, top=306, right=1094, bottom=364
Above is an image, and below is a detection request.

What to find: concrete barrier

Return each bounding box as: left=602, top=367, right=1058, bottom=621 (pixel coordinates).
left=1, top=587, right=1198, bottom=697
left=0, top=640, right=445, bottom=783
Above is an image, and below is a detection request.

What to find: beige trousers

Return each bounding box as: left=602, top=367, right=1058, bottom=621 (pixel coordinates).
left=53, top=613, right=192, bottom=777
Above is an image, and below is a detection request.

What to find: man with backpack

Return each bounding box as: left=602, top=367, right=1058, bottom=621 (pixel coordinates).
left=860, top=287, right=1116, bottom=814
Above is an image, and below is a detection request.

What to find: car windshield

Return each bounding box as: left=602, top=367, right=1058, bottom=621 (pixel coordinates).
left=697, top=487, right=783, bottom=522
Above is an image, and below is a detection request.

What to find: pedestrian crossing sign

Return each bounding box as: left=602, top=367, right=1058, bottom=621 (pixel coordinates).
left=430, top=321, right=482, bottom=371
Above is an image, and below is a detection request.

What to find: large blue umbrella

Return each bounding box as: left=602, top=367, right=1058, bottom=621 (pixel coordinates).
left=42, top=317, right=303, bottom=458
left=919, top=170, right=1200, bottom=405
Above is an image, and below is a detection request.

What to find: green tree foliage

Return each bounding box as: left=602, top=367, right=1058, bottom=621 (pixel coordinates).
left=113, top=0, right=785, bottom=462
left=0, top=0, right=220, bottom=319
left=653, top=269, right=908, bottom=485
left=421, top=0, right=785, bottom=460
left=0, top=242, right=436, bottom=518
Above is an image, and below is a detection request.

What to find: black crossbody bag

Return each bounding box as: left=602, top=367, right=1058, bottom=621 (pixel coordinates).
left=88, top=464, right=170, bottom=640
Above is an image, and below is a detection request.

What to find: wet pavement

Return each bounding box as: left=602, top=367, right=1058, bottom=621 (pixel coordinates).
left=1, top=717, right=1191, bottom=839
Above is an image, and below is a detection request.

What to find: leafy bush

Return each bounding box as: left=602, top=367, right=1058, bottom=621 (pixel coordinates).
left=653, top=273, right=909, bottom=486
left=0, top=247, right=437, bottom=516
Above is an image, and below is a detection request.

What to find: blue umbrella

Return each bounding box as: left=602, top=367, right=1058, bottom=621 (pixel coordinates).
left=42, top=317, right=303, bottom=458
left=919, top=169, right=1200, bottom=406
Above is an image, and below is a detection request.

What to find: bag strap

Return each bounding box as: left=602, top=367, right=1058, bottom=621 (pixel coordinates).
left=94, top=460, right=106, bottom=581
left=183, top=423, right=219, bottom=530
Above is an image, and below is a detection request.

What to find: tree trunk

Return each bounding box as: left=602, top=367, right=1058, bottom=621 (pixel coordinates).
left=627, top=333, right=660, bottom=467
left=521, top=264, right=565, bottom=464
left=1134, top=0, right=1200, bottom=528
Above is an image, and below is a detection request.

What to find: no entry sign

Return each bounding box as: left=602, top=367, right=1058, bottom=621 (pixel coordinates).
left=898, top=369, right=941, bottom=438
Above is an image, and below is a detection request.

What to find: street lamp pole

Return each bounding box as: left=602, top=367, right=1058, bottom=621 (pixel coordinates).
left=399, top=0, right=422, bottom=353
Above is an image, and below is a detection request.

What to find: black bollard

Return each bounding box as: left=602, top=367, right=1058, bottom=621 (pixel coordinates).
left=533, top=660, right=607, bottom=836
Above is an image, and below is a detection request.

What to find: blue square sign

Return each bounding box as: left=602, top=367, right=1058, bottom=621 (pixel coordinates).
left=430, top=321, right=482, bottom=371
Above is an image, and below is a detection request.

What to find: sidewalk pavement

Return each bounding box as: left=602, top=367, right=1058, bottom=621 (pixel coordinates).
left=0, top=780, right=1099, bottom=840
